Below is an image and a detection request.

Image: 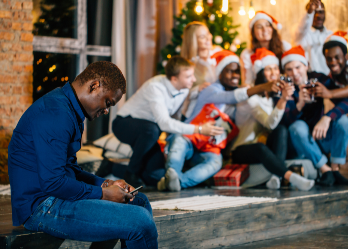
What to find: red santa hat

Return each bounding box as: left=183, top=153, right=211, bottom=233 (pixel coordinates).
left=324, top=31, right=348, bottom=47
left=249, top=11, right=282, bottom=30
left=251, top=48, right=279, bottom=75
left=281, top=45, right=308, bottom=69
left=211, top=50, right=240, bottom=77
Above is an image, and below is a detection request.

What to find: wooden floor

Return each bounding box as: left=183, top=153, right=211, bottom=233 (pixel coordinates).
left=1, top=185, right=348, bottom=249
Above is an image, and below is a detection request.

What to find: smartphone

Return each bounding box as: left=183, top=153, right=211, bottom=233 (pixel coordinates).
left=129, top=186, right=143, bottom=195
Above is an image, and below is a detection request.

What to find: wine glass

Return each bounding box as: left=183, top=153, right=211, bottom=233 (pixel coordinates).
left=304, top=78, right=317, bottom=103
left=275, top=75, right=293, bottom=97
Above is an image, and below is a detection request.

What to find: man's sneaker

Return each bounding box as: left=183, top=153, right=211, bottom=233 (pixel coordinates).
left=165, top=168, right=181, bottom=192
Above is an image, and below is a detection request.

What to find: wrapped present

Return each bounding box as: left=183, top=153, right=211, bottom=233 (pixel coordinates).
left=213, top=164, right=249, bottom=186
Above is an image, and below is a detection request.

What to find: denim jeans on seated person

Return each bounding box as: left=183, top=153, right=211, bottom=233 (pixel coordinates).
left=166, top=135, right=222, bottom=188
left=24, top=192, right=158, bottom=249
left=289, top=115, right=348, bottom=169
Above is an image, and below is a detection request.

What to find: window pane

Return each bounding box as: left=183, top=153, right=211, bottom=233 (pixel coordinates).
left=86, top=56, right=111, bottom=142
left=33, top=0, right=78, bottom=39
left=87, top=0, right=113, bottom=46
left=33, top=52, right=79, bottom=101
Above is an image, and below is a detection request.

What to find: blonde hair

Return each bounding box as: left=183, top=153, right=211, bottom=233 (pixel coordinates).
left=180, top=21, right=206, bottom=61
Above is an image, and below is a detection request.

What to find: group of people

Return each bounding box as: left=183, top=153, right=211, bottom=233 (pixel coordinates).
left=113, top=0, right=348, bottom=193
left=6, top=0, right=348, bottom=248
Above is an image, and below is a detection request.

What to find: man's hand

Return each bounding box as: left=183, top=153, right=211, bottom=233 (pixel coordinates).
left=308, top=0, right=321, bottom=14
left=297, top=84, right=312, bottom=111
left=280, top=83, right=295, bottom=101
left=198, top=82, right=211, bottom=92
left=195, top=121, right=224, bottom=136
left=102, top=179, right=137, bottom=201
left=263, top=80, right=283, bottom=93
left=312, top=116, right=331, bottom=140
left=101, top=185, right=134, bottom=204
left=314, top=82, right=332, bottom=98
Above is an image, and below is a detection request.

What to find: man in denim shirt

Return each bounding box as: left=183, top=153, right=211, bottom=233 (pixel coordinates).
left=8, top=62, right=158, bottom=249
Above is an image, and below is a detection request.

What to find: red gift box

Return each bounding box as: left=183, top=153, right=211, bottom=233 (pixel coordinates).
left=213, top=164, right=249, bottom=186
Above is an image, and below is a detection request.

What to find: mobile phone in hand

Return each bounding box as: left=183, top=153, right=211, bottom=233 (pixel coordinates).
left=129, top=186, right=143, bottom=195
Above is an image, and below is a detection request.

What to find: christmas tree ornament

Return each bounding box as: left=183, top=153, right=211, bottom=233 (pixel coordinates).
left=221, top=0, right=228, bottom=14
left=238, top=6, right=246, bottom=16
left=207, top=0, right=214, bottom=4
left=230, top=44, right=237, bottom=52
left=248, top=1, right=255, bottom=19
left=209, top=14, right=215, bottom=21
left=162, top=60, right=168, bottom=67
left=175, top=46, right=181, bottom=53
left=214, top=35, right=223, bottom=44
left=195, top=0, right=204, bottom=14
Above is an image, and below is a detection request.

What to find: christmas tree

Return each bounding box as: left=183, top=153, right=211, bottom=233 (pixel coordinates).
left=157, top=0, right=246, bottom=74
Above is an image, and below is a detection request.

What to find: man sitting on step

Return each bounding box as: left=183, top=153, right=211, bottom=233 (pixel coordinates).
left=158, top=50, right=281, bottom=191
left=8, top=62, right=158, bottom=249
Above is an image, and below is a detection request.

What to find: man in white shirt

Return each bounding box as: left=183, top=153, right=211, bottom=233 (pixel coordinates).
left=113, top=56, right=223, bottom=187
left=293, top=0, right=332, bottom=75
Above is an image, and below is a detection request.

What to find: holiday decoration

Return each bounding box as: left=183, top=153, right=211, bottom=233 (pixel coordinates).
left=157, top=0, right=246, bottom=73
left=214, top=164, right=250, bottom=186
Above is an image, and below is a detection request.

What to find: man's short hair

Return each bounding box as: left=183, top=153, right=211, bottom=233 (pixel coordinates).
left=75, top=61, right=126, bottom=94
left=165, top=56, right=194, bottom=80
left=322, top=41, right=348, bottom=56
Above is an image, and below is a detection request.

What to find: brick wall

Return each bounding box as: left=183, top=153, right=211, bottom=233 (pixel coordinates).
left=0, top=0, right=33, bottom=184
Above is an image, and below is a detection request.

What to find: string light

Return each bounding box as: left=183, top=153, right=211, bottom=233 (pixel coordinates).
left=167, top=54, right=172, bottom=59
left=270, top=0, right=276, bottom=5
left=194, top=0, right=204, bottom=15
left=248, top=1, right=255, bottom=19
left=238, top=6, right=246, bottom=15
left=221, top=0, right=229, bottom=14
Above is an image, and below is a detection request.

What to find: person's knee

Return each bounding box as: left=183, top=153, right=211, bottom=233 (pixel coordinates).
left=275, top=125, right=288, bottom=138
left=334, top=115, right=348, bottom=136
left=143, top=124, right=161, bottom=141
left=130, top=209, right=158, bottom=240
left=289, top=120, right=309, bottom=139
left=168, top=135, right=189, bottom=151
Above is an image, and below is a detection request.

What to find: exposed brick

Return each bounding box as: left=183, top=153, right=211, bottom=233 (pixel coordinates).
left=20, top=32, right=33, bottom=42
left=0, top=118, right=14, bottom=129
left=12, top=64, right=22, bottom=72
left=12, top=22, right=21, bottom=30
left=12, top=86, right=22, bottom=94
left=23, top=84, right=32, bottom=94
left=11, top=43, right=22, bottom=51
left=0, top=10, right=11, bottom=19
left=22, top=22, right=32, bottom=31
left=19, top=95, right=32, bottom=105
left=12, top=2, right=22, bottom=10
left=19, top=74, right=33, bottom=84
left=0, top=85, right=10, bottom=94
left=0, top=42, right=12, bottom=51
left=24, top=64, right=33, bottom=72
left=22, top=44, right=32, bottom=51
left=14, top=53, right=33, bottom=62
left=0, top=20, right=12, bottom=30
left=0, top=96, right=17, bottom=105
left=0, top=74, right=16, bottom=84
left=0, top=31, right=14, bottom=41
left=0, top=52, right=14, bottom=61
left=22, top=2, right=32, bottom=10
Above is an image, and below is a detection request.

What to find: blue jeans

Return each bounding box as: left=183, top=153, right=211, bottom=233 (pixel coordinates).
left=24, top=193, right=158, bottom=249
left=166, top=135, right=222, bottom=188
left=289, top=115, right=348, bottom=169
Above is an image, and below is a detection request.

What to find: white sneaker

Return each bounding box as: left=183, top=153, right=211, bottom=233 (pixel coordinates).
left=165, top=168, right=181, bottom=192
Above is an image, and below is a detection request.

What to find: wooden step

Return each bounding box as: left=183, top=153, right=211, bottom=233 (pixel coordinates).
left=1, top=186, right=348, bottom=249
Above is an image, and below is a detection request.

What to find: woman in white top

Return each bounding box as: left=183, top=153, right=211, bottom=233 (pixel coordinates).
left=240, top=11, right=291, bottom=86
left=232, top=48, right=315, bottom=191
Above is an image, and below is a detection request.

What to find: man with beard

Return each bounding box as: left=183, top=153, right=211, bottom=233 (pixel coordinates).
left=158, top=50, right=280, bottom=191
left=8, top=62, right=158, bottom=249
left=293, top=0, right=332, bottom=75
left=280, top=46, right=348, bottom=187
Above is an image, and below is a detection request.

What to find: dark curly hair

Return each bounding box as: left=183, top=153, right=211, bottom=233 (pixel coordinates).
left=74, top=61, right=126, bottom=94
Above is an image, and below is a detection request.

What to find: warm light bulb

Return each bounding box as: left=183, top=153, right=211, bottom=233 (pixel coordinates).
left=195, top=0, right=204, bottom=15
left=270, top=0, right=276, bottom=5
left=221, top=0, right=229, bottom=14
left=248, top=6, right=255, bottom=19
left=238, top=6, right=246, bottom=15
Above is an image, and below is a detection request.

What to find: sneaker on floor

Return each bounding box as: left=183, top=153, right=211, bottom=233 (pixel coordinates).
left=266, top=175, right=280, bottom=190
left=165, top=168, right=181, bottom=192
left=157, top=177, right=166, bottom=191
left=317, top=171, right=335, bottom=187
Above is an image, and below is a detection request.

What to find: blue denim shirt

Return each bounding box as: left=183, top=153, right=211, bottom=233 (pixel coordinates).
left=8, top=82, right=105, bottom=226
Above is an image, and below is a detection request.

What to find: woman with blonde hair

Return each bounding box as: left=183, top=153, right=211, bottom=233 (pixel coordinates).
left=241, top=11, right=291, bottom=86
left=180, top=21, right=221, bottom=118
